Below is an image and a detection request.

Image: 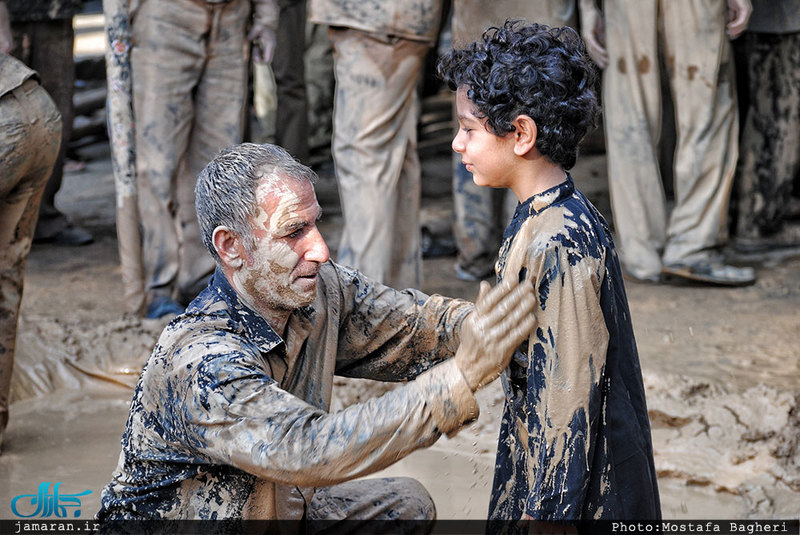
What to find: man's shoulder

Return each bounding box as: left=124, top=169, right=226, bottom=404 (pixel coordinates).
left=144, top=307, right=252, bottom=378
left=317, top=259, right=370, bottom=297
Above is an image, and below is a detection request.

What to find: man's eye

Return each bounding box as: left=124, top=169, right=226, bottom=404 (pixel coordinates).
left=287, top=229, right=302, bottom=239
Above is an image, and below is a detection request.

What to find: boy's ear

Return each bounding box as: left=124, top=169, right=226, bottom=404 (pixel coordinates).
left=512, top=115, right=537, bottom=156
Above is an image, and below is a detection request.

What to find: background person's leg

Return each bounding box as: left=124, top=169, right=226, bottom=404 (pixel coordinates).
left=602, top=0, right=666, bottom=281
left=329, top=29, right=427, bottom=290
left=0, top=80, right=61, bottom=449
left=178, top=0, right=250, bottom=305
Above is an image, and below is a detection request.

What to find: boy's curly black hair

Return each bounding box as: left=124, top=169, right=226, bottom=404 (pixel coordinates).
left=437, top=19, right=600, bottom=170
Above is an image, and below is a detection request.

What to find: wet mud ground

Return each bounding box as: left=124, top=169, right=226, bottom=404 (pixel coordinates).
left=1, top=138, right=798, bottom=522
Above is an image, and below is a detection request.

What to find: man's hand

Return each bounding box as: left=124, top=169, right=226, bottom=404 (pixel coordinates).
left=578, top=0, right=608, bottom=69
left=726, top=0, right=752, bottom=39
left=0, top=1, right=13, bottom=54
left=455, top=278, right=537, bottom=391
left=248, top=25, right=276, bottom=64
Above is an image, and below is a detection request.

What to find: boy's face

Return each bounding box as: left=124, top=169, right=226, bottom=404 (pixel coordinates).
left=452, top=87, right=517, bottom=189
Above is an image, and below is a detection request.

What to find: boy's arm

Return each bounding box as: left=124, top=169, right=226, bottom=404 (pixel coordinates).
left=524, top=244, right=610, bottom=519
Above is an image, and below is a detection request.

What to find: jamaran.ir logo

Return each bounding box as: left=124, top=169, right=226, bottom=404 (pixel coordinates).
left=11, top=482, right=92, bottom=518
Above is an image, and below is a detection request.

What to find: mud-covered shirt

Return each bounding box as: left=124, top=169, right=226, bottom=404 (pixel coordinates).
left=98, top=261, right=477, bottom=520
left=488, top=176, right=661, bottom=522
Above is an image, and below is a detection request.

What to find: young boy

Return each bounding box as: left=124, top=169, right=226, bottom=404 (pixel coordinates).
left=438, top=20, right=661, bottom=524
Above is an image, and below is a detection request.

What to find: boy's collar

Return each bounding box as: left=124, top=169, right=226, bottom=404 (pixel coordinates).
left=516, top=174, right=575, bottom=216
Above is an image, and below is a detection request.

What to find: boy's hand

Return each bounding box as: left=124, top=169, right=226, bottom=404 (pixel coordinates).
left=455, top=279, right=537, bottom=391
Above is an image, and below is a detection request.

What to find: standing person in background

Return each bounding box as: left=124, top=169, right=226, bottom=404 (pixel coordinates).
left=128, top=0, right=279, bottom=318
left=579, top=0, right=756, bottom=286
left=307, top=0, right=444, bottom=290
left=272, top=0, right=309, bottom=164
left=732, top=0, right=800, bottom=253
left=4, top=0, right=93, bottom=247
left=448, top=0, right=577, bottom=282
left=0, top=12, right=63, bottom=450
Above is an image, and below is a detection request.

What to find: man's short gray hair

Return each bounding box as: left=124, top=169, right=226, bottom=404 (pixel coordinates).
left=195, top=143, right=317, bottom=263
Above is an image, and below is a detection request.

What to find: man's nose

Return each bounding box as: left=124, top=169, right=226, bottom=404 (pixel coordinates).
left=305, top=226, right=330, bottom=264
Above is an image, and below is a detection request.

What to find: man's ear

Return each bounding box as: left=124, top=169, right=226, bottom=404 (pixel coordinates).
left=512, top=115, right=537, bottom=156
left=213, top=226, right=245, bottom=269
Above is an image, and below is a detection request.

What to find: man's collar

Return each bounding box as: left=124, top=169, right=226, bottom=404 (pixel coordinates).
left=208, top=268, right=284, bottom=353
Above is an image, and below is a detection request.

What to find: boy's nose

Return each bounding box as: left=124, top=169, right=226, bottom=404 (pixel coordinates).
left=452, top=132, right=465, bottom=153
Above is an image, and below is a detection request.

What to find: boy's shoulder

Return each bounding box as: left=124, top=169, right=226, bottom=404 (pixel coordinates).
left=499, top=182, right=614, bottom=281
left=513, top=181, right=610, bottom=251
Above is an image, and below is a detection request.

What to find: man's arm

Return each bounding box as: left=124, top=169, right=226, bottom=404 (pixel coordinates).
left=177, top=278, right=536, bottom=487
left=523, top=244, right=610, bottom=519
left=326, top=262, right=475, bottom=381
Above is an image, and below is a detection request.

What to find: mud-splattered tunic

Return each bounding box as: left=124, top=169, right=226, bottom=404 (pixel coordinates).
left=488, top=176, right=661, bottom=521
left=98, top=261, right=477, bottom=520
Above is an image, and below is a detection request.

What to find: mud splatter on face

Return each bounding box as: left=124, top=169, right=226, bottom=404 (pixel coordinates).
left=233, top=175, right=328, bottom=321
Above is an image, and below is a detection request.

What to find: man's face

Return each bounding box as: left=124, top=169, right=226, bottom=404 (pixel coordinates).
left=233, top=175, right=330, bottom=314
left=452, top=87, right=517, bottom=189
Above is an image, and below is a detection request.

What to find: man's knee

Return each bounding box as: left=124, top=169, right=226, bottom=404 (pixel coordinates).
left=309, top=476, right=435, bottom=521
left=389, top=477, right=436, bottom=521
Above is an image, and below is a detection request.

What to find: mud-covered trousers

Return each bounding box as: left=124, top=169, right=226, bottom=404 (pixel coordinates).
left=0, top=78, right=61, bottom=442
left=9, top=19, right=75, bottom=241
left=273, top=0, right=309, bottom=163
left=305, top=477, right=435, bottom=532
left=602, top=0, right=738, bottom=280
left=130, top=0, right=250, bottom=305
left=734, top=31, right=800, bottom=239
left=328, top=28, right=427, bottom=290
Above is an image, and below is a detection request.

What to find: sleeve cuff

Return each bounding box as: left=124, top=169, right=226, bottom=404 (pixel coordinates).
left=414, top=359, right=479, bottom=438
